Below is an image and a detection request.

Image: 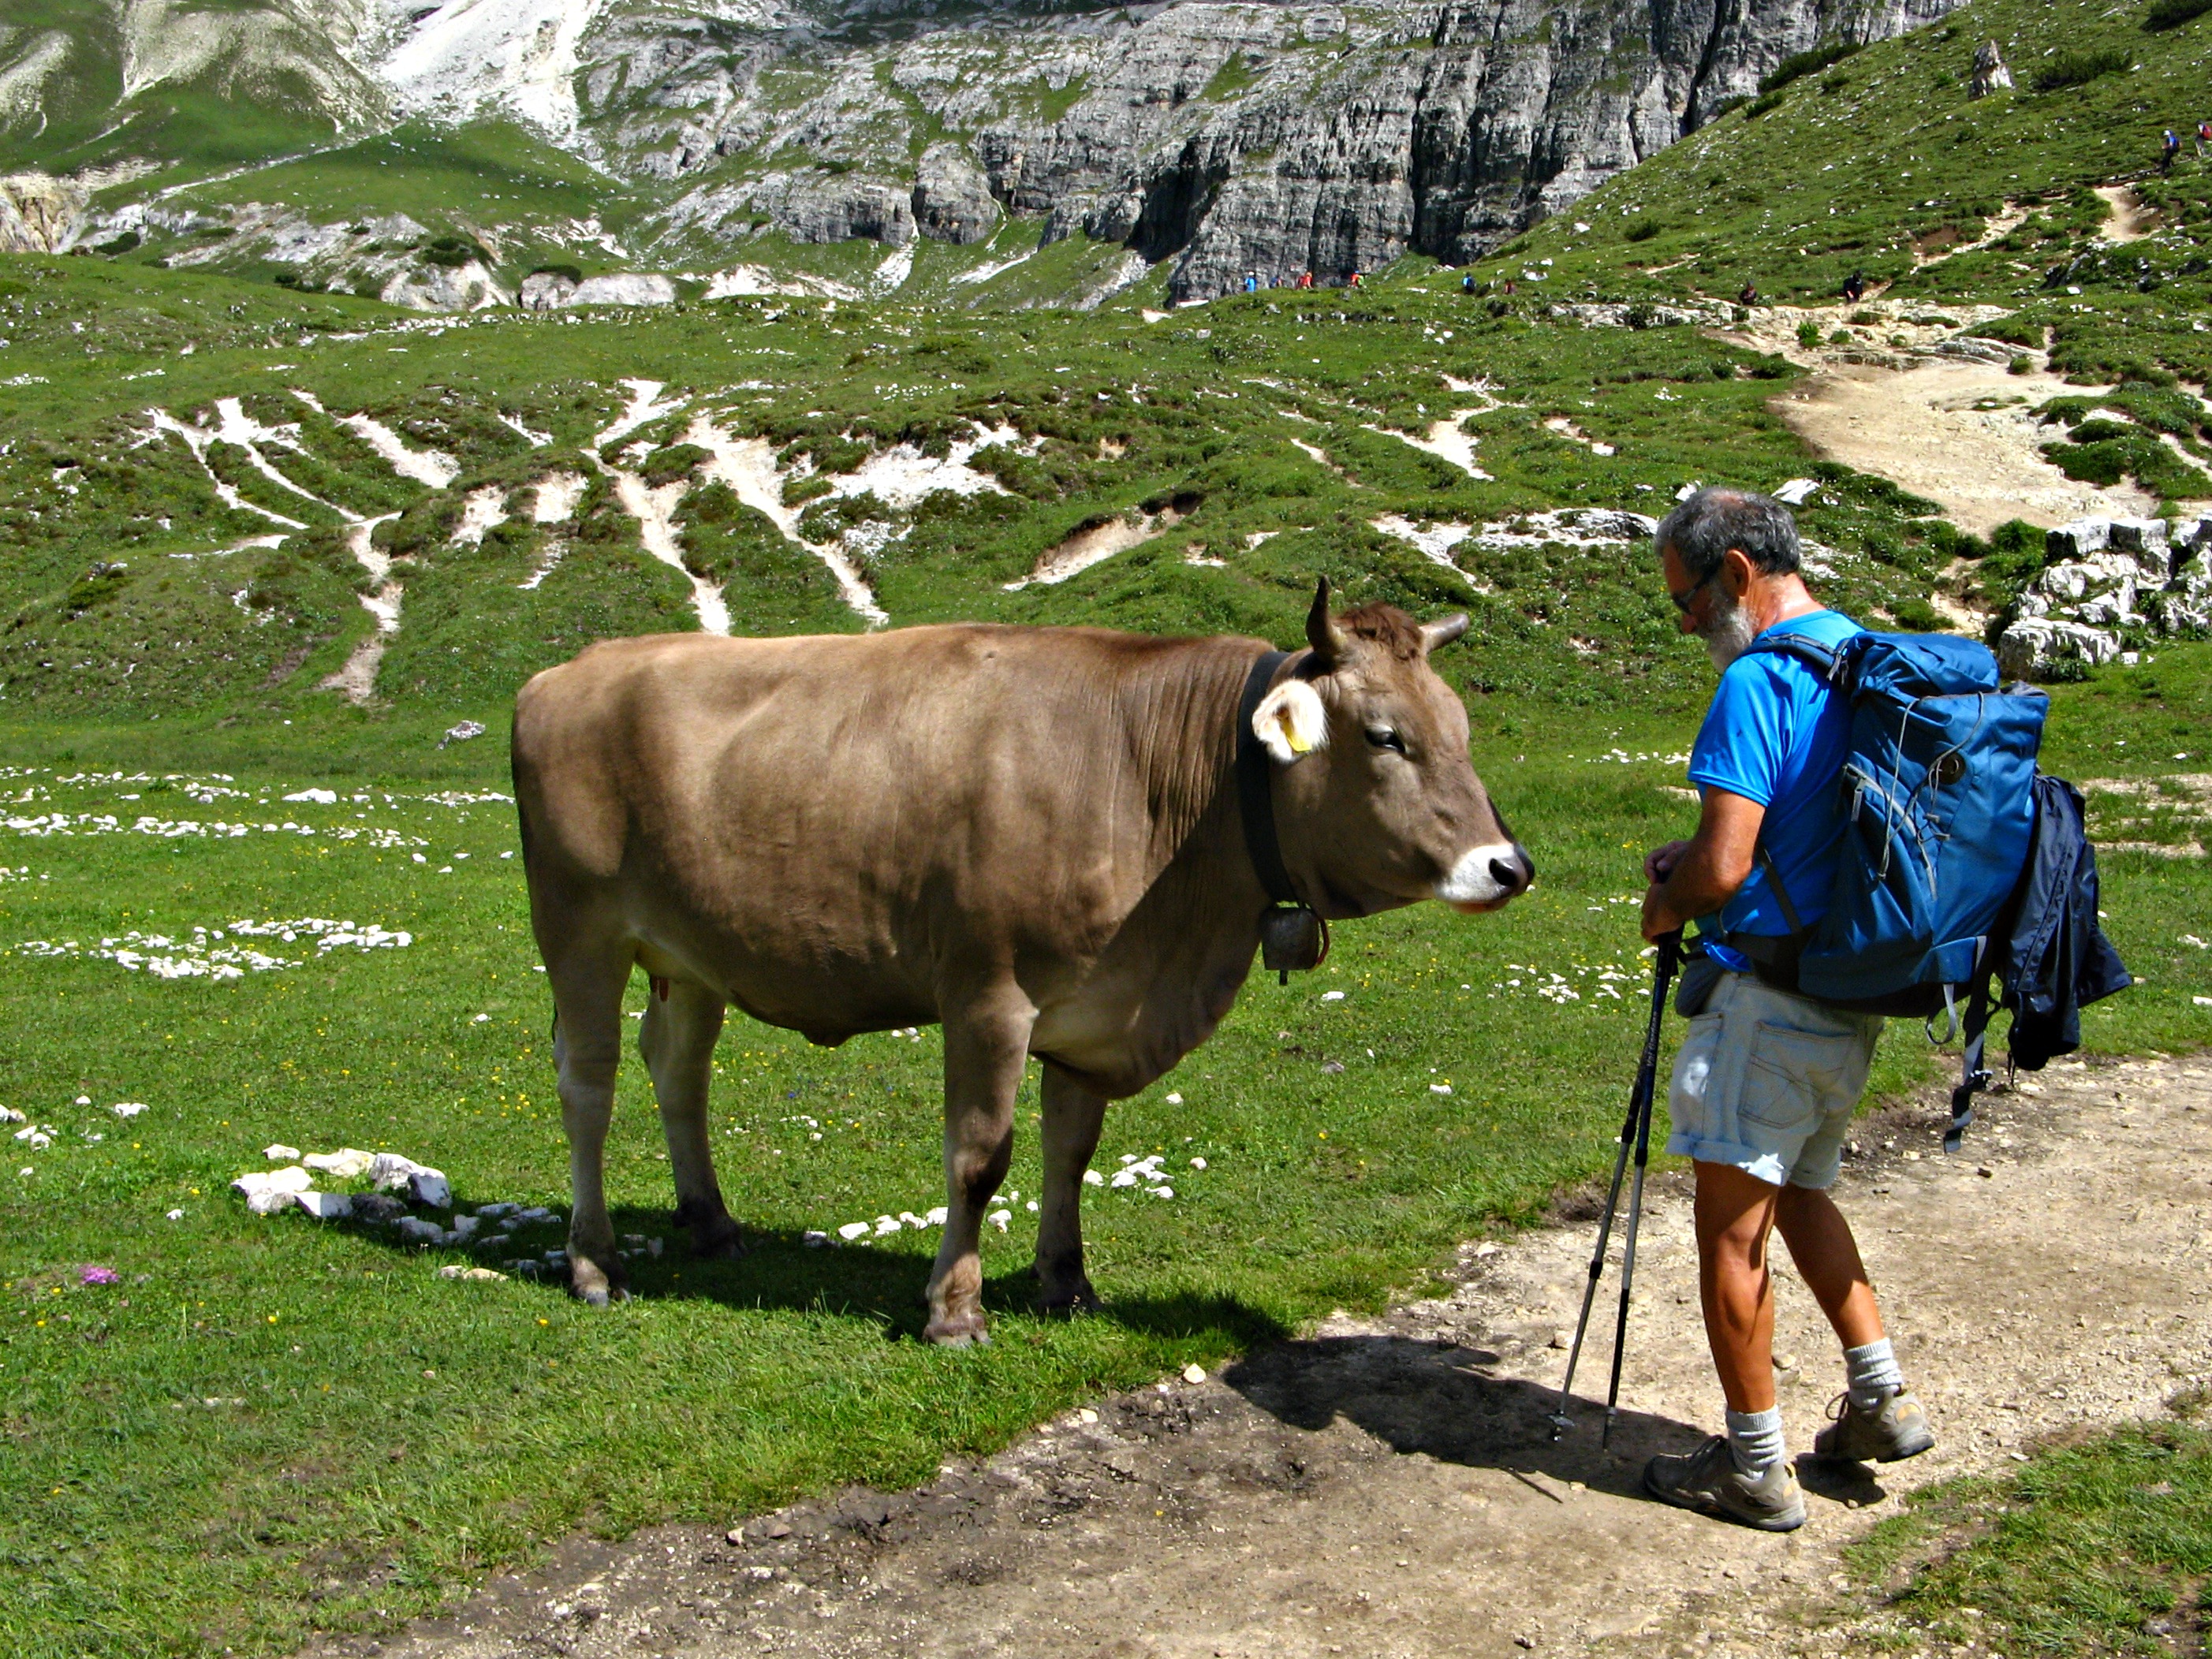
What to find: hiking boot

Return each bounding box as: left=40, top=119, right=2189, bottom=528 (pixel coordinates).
left=1643, top=1434, right=1807, bottom=1531
left=1815, top=1388, right=1935, bottom=1464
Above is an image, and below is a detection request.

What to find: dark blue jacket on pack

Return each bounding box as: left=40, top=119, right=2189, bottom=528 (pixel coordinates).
left=1995, top=774, right=2132, bottom=1071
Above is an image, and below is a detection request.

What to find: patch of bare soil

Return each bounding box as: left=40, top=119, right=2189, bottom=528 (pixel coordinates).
left=1772, top=360, right=2167, bottom=535
left=311, top=1053, right=2212, bottom=1659
left=2095, top=185, right=2158, bottom=244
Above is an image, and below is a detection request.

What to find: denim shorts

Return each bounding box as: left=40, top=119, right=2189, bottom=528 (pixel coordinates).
left=1666, top=971, right=1883, bottom=1189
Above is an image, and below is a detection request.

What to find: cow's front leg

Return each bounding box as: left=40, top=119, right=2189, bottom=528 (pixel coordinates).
left=925, top=984, right=1036, bottom=1346
left=640, top=975, right=743, bottom=1258
left=1035, top=1063, right=1106, bottom=1314
left=549, top=949, right=632, bottom=1307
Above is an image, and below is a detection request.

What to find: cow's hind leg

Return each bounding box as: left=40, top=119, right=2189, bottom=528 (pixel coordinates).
left=1035, top=1063, right=1106, bottom=1314
left=925, top=985, right=1037, bottom=1346
left=550, top=945, right=632, bottom=1307
left=639, top=975, right=743, bottom=1258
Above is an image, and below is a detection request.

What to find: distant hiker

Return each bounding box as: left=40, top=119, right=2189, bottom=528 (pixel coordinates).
left=1244, top=272, right=1259, bottom=293
left=1638, top=487, right=1935, bottom=1533
left=2197, top=120, right=2211, bottom=158
left=1462, top=272, right=1477, bottom=294
left=1299, top=270, right=1313, bottom=289
left=1737, top=281, right=1759, bottom=307
left=1349, top=270, right=1363, bottom=288
left=2162, top=129, right=2182, bottom=173
left=1841, top=270, right=1865, bottom=304
left=1502, top=278, right=1516, bottom=296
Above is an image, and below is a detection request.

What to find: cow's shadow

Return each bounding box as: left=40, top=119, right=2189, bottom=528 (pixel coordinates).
left=426, top=1205, right=1293, bottom=1351
left=1223, top=1333, right=1715, bottom=1501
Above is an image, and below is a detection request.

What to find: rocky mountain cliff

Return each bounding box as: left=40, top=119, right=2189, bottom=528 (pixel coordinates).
left=4, top=0, right=1966, bottom=301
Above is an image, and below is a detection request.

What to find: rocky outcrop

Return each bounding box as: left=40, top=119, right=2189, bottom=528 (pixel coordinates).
left=0, top=172, right=88, bottom=252
left=912, top=144, right=998, bottom=245
left=380, top=259, right=512, bottom=311
left=1970, top=40, right=2012, bottom=99
left=1997, top=516, right=2212, bottom=679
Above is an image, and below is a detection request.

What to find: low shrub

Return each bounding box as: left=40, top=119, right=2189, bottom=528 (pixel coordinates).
left=1624, top=218, right=1662, bottom=243
left=1758, top=40, right=1862, bottom=95
left=2033, top=49, right=2131, bottom=91
left=2145, top=0, right=2212, bottom=29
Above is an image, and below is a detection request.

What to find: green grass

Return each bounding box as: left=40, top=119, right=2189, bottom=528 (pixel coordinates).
left=1846, top=1405, right=2212, bottom=1654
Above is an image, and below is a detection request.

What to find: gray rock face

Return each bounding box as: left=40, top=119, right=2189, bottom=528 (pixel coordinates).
left=0, top=172, right=88, bottom=252
left=28, top=0, right=1971, bottom=302
left=912, top=143, right=998, bottom=244
left=609, top=0, right=1968, bottom=298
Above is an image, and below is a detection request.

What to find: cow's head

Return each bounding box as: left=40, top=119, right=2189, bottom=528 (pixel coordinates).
left=1256, top=579, right=1534, bottom=917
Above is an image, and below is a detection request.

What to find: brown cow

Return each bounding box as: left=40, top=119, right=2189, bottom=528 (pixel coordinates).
left=513, top=580, right=1532, bottom=1342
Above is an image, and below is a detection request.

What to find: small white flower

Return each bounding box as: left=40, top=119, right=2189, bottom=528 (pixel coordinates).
left=1321, top=990, right=1345, bottom=1002
left=111, top=1102, right=147, bottom=1117
left=1165, top=1092, right=1183, bottom=1105
left=472, top=1013, right=490, bottom=1023
left=1431, top=1083, right=1453, bottom=1095
left=166, top=1207, right=185, bottom=1221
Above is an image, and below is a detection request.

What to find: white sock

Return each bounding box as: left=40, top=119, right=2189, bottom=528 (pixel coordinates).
left=1725, top=1405, right=1787, bottom=1478
left=1846, top=1338, right=1906, bottom=1410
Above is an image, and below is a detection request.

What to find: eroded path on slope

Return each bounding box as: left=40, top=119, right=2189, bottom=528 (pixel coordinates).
left=311, top=1053, right=2212, bottom=1659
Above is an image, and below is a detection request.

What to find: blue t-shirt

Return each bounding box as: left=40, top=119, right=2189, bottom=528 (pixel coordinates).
left=1685, top=609, right=1863, bottom=939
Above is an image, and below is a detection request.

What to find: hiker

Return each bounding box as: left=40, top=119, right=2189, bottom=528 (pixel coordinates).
left=1841, top=270, right=1864, bottom=304
left=2197, top=119, right=2211, bottom=158
left=1736, top=280, right=1759, bottom=307
left=2162, top=129, right=2181, bottom=173
left=1299, top=270, right=1313, bottom=289
left=1462, top=271, right=1477, bottom=294
left=1348, top=270, right=1363, bottom=288
left=1636, top=487, right=1934, bottom=1533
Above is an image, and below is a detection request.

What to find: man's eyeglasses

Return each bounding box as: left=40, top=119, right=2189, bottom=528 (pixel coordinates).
left=1668, top=566, right=1719, bottom=614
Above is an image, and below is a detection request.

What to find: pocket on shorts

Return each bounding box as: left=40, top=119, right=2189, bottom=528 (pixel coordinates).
left=1738, top=1020, right=1859, bottom=1131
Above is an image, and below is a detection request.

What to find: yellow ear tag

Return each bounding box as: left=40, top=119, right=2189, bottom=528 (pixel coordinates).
left=1284, top=719, right=1313, bottom=755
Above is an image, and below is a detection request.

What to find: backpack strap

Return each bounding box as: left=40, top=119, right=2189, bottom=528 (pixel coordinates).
left=1740, top=632, right=1845, bottom=683
left=1945, top=975, right=1994, bottom=1154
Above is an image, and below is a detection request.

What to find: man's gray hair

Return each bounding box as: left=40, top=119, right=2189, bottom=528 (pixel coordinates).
left=1654, top=487, right=1801, bottom=583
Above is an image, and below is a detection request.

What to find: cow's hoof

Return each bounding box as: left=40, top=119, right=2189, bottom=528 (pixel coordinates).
left=923, top=1312, right=992, bottom=1348
left=569, top=1255, right=629, bottom=1306
left=1039, top=1279, right=1101, bottom=1317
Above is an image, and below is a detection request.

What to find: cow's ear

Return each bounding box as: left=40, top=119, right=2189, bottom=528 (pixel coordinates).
left=1421, top=613, right=1470, bottom=653
left=1253, top=679, right=1329, bottom=763
left=1305, top=576, right=1346, bottom=667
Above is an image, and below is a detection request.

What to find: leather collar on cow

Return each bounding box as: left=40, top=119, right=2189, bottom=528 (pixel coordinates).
left=1237, top=649, right=1330, bottom=982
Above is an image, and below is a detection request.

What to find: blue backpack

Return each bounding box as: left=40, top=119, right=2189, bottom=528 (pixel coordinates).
left=1745, top=632, right=2046, bottom=1010
left=1740, top=632, right=2080, bottom=1147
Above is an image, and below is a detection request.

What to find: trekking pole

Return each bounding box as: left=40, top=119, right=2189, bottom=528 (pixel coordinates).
left=1601, top=931, right=1681, bottom=1449
left=1550, top=930, right=1681, bottom=1441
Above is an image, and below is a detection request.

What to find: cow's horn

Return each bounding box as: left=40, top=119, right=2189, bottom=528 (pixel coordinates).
left=1421, top=613, right=1470, bottom=653
left=1305, top=576, right=1345, bottom=664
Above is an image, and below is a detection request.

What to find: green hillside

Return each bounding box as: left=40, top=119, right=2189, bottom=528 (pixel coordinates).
left=1487, top=0, right=2212, bottom=377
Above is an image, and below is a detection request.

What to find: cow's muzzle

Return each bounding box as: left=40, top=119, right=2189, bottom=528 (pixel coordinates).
left=1434, top=841, right=1535, bottom=914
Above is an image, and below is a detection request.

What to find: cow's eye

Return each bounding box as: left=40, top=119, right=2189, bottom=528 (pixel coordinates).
left=1365, top=726, right=1406, bottom=754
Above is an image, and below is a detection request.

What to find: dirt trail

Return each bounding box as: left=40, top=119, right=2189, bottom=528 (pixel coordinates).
left=2095, top=185, right=2158, bottom=244
left=316, top=1053, right=2212, bottom=1659
left=1773, top=360, right=2166, bottom=535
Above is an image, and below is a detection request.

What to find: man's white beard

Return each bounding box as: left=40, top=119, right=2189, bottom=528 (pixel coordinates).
left=1699, top=593, right=1759, bottom=671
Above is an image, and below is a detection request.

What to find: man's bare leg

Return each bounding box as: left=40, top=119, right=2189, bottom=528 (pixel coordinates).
left=1694, top=1159, right=1784, bottom=1413
left=1774, top=1183, right=1884, bottom=1351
